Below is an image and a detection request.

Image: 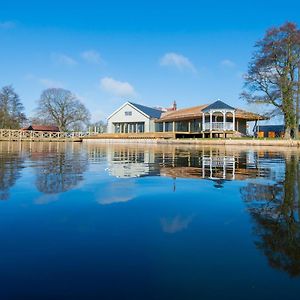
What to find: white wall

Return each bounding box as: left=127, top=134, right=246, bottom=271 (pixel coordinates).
left=107, top=103, right=151, bottom=133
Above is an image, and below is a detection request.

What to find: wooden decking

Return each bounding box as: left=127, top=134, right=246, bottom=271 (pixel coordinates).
left=83, top=132, right=177, bottom=139
left=84, top=131, right=238, bottom=140
left=0, top=129, right=98, bottom=142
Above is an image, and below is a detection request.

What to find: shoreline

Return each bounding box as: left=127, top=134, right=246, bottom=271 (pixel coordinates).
left=82, top=138, right=300, bottom=147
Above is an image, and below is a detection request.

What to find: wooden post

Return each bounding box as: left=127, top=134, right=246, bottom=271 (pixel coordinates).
left=232, top=111, right=235, bottom=131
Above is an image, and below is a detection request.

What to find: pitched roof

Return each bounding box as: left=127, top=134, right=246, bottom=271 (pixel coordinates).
left=159, top=104, right=208, bottom=121
left=202, top=100, right=235, bottom=112
left=129, top=102, right=163, bottom=119
left=22, top=125, right=60, bottom=131
left=158, top=104, right=267, bottom=122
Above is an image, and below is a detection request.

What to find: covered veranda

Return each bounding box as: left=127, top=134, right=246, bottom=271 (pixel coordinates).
left=154, top=100, right=266, bottom=138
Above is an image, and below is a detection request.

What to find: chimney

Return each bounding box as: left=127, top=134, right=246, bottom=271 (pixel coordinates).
left=173, top=100, right=177, bottom=111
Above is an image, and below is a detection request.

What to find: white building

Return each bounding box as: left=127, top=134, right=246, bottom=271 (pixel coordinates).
left=107, top=100, right=266, bottom=137
left=107, top=101, right=163, bottom=134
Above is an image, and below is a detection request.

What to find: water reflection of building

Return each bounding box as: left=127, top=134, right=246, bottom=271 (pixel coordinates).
left=106, top=146, right=160, bottom=178
left=97, top=144, right=267, bottom=185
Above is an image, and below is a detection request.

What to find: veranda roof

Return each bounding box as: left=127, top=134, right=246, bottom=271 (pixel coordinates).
left=156, top=104, right=267, bottom=122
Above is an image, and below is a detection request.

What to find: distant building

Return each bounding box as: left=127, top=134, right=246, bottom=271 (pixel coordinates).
left=22, top=125, right=60, bottom=132
left=255, top=125, right=288, bottom=138
left=107, top=100, right=266, bottom=137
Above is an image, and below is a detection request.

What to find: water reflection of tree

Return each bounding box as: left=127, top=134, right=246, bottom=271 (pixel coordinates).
left=0, top=152, right=24, bottom=200
left=35, top=148, right=88, bottom=194
left=241, top=153, right=300, bottom=277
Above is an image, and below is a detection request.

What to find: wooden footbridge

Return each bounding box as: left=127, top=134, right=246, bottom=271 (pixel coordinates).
left=0, top=129, right=99, bottom=142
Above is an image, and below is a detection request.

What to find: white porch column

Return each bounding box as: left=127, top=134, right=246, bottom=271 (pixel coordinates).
left=223, top=111, right=226, bottom=131
left=209, top=111, right=213, bottom=131
left=188, top=121, right=191, bottom=133
left=232, top=111, right=235, bottom=131
left=173, top=121, right=175, bottom=132
left=163, top=122, right=166, bottom=132
left=202, top=113, right=205, bottom=131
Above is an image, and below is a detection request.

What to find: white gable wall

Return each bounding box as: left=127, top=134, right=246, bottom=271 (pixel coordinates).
left=107, top=103, right=152, bottom=133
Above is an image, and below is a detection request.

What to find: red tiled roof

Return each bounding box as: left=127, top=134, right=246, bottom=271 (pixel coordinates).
left=22, top=125, right=60, bottom=132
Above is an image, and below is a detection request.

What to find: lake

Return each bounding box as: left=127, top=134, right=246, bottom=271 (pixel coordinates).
left=0, top=141, right=299, bottom=300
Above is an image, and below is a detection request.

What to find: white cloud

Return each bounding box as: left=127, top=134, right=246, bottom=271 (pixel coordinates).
left=81, top=50, right=102, bottom=64
left=160, top=215, right=195, bottom=234
left=160, top=52, right=197, bottom=72
left=0, top=21, right=16, bottom=29
left=97, top=181, right=135, bottom=205
left=100, top=77, right=136, bottom=97
left=51, top=53, right=77, bottom=66
left=221, top=59, right=236, bottom=68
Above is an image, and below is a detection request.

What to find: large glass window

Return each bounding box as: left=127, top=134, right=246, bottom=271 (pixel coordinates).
left=175, top=121, right=189, bottom=132
left=165, top=122, right=174, bottom=132
left=114, top=123, right=121, bottom=133
left=190, top=119, right=201, bottom=132
left=137, top=122, right=144, bottom=133
left=113, top=122, right=145, bottom=133
left=155, top=123, right=163, bottom=132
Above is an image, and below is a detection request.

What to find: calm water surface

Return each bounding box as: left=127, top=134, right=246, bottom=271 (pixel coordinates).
left=0, top=142, right=300, bottom=300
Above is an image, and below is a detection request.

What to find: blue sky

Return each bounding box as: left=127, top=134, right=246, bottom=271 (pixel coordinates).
left=1, top=0, right=300, bottom=122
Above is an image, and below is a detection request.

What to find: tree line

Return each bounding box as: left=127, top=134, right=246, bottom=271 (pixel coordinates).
left=0, top=86, right=106, bottom=132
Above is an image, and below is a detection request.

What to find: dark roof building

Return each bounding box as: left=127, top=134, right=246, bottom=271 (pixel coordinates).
left=255, top=125, right=285, bottom=133
left=128, top=102, right=163, bottom=119
left=202, top=100, right=235, bottom=112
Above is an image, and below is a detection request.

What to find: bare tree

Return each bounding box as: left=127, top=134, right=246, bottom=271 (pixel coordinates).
left=88, top=120, right=107, bottom=133
left=241, top=22, right=300, bottom=139
left=295, top=66, right=300, bottom=138
left=0, top=85, right=26, bottom=129
left=36, top=88, right=90, bottom=131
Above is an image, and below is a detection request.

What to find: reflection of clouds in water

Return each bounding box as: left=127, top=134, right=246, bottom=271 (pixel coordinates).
left=35, top=194, right=60, bottom=205
left=97, top=180, right=135, bottom=205
left=160, top=215, right=195, bottom=234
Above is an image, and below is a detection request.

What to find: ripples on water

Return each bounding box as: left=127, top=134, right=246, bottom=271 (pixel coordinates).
left=0, top=141, right=299, bottom=300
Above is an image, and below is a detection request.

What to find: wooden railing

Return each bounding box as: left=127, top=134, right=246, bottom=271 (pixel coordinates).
left=0, top=129, right=99, bottom=141
left=203, top=122, right=234, bottom=131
